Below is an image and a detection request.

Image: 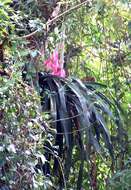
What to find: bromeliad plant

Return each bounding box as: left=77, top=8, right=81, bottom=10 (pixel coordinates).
left=38, top=72, right=119, bottom=188
left=37, top=49, right=121, bottom=189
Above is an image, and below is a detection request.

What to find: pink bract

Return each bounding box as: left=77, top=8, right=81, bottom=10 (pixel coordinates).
left=44, top=50, right=66, bottom=78
left=44, top=59, right=52, bottom=70
left=52, top=68, right=66, bottom=78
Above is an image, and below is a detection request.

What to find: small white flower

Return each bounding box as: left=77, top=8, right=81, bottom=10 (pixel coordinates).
left=7, top=144, right=16, bottom=153
left=0, top=146, right=4, bottom=151
left=25, top=150, right=31, bottom=155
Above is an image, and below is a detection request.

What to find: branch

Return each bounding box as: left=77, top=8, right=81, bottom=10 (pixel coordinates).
left=16, top=0, right=89, bottom=39
left=47, top=0, right=89, bottom=25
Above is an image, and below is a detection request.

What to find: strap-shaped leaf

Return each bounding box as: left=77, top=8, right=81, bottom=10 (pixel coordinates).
left=53, top=78, right=73, bottom=149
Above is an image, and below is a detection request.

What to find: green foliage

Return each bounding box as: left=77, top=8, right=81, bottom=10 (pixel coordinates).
left=0, top=0, right=131, bottom=189
left=0, top=0, right=13, bottom=38
left=0, top=76, right=52, bottom=189
left=108, top=169, right=131, bottom=190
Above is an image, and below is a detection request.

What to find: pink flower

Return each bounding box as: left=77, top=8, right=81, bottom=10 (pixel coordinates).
left=59, top=68, right=66, bottom=78
left=43, top=49, right=66, bottom=78
left=52, top=67, right=66, bottom=78
left=44, top=58, right=52, bottom=70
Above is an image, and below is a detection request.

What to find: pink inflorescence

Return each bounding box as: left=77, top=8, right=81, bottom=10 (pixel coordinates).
left=44, top=50, right=65, bottom=78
